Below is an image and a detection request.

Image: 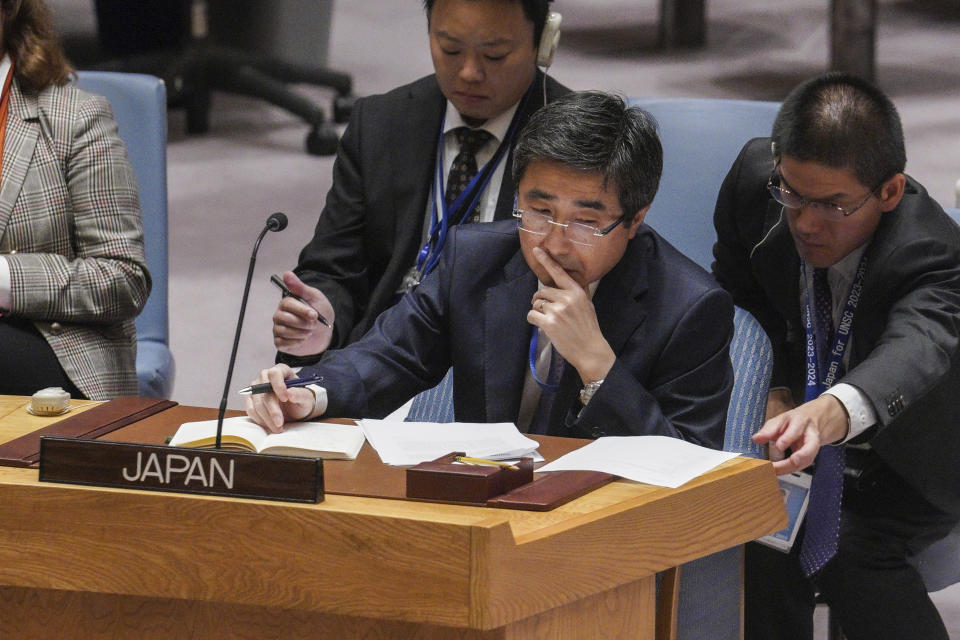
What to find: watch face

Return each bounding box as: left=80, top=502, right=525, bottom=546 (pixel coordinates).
left=579, top=387, right=594, bottom=405
left=580, top=380, right=603, bottom=405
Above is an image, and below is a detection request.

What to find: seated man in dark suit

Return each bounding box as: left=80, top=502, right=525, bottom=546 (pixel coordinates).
left=271, top=0, right=569, bottom=363
left=246, top=91, right=734, bottom=448
left=712, top=72, right=960, bottom=640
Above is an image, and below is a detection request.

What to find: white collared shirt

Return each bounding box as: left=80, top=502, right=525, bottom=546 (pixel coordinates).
left=418, top=99, right=521, bottom=248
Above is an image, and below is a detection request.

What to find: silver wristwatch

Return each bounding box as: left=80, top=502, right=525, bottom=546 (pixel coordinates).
left=579, top=379, right=604, bottom=405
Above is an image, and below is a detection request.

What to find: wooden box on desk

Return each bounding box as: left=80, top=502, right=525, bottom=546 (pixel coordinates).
left=406, top=452, right=533, bottom=505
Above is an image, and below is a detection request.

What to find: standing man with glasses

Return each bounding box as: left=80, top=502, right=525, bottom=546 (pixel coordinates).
left=713, top=72, right=960, bottom=640
left=271, top=0, right=569, bottom=365
left=246, top=91, right=733, bottom=452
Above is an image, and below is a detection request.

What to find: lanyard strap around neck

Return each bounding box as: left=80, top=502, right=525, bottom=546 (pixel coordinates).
left=801, top=254, right=868, bottom=402
left=414, top=80, right=536, bottom=280
left=528, top=326, right=560, bottom=392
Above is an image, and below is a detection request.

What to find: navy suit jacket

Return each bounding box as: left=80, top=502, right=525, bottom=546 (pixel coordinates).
left=713, top=137, right=960, bottom=515
left=288, top=72, right=569, bottom=358
left=302, top=219, right=734, bottom=449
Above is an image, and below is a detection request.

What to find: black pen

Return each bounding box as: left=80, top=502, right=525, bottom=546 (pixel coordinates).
left=271, top=274, right=331, bottom=327
left=237, top=374, right=324, bottom=396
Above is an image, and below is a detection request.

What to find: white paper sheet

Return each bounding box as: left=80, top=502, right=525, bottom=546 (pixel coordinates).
left=536, top=436, right=739, bottom=488
left=360, top=419, right=539, bottom=466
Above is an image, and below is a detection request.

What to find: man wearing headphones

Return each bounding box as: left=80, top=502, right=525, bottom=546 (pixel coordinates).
left=272, top=0, right=569, bottom=363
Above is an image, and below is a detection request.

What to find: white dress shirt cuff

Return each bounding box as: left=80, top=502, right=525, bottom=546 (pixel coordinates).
left=305, top=383, right=328, bottom=419
left=0, top=256, right=11, bottom=311
left=824, top=383, right=877, bottom=442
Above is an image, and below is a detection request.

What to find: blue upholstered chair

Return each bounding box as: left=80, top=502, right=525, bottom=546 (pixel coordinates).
left=910, top=524, right=960, bottom=593
left=944, top=207, right=960, bottom=229
left=628, top=98, right=781, bottom=270
left=406, top=368, right=454, bottom=423
left=666, top=306, right=771, bottom=640
left=74, top=72, right=175, bottom=398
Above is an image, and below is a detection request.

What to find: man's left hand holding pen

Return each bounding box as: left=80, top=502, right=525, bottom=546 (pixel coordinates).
left=244, top=364, right=325, bottom=433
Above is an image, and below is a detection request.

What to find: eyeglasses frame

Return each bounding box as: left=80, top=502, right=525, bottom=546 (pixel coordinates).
left=513, top=208, right=628, bottom=247
left=766, top=167, right=885, bottom=220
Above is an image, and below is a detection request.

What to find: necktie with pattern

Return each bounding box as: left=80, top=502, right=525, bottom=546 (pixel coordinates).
left=444, top=127, right=493, bottom=224
left=798, top=267, right=847, bottom=576
left=528, top=344, right=566, bottom=436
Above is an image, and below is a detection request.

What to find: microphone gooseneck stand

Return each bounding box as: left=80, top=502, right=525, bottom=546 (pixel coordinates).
left=215, top=212, right=288, bottom=449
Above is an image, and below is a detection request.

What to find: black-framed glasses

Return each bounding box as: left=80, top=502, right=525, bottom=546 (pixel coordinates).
left=767, top=170, right=878, bottom=220
left=513, top=208, right=626, bottom=247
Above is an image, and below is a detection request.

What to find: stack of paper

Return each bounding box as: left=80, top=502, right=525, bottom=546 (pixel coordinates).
left=360, top=420, right=539, bottom=466
left=537, top=436, right=738, bottom=488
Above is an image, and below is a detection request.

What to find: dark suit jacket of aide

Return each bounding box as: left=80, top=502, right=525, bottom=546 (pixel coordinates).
left=301, top=219, right=734, bottom=449
left=713, top=137, right=960, bottom=516
left=287, top=71, right=570, bottom=359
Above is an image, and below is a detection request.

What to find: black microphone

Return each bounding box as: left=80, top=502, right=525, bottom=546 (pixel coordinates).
left=266, top=211, right=288, bottom=232
left=215, top=212, right=288, bottom=448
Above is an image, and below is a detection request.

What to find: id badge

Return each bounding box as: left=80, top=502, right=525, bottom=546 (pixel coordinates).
left=758, top=471, right=811, bottom=552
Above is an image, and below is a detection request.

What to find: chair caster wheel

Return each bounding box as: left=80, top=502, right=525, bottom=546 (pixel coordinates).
left=333, top=95, right=356, bottom=123
left=306, top=126, right=339, bottom=156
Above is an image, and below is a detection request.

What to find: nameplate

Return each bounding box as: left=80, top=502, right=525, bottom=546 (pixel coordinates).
left=38, top=437, right=323, bottom=504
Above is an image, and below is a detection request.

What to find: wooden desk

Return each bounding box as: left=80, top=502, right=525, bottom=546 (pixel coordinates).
left=0, top=398, right=786, bottom=639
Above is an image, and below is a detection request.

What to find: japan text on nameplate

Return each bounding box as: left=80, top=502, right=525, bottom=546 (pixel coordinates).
left=38, top=437, right=324, bottom=504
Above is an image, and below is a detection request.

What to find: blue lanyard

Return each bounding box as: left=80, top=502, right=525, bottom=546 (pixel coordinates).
left=413, top=81, right=536, bottom=280
left=802, top=254, right=868, bottom=402
left=528, top=326, right=560, bottom=392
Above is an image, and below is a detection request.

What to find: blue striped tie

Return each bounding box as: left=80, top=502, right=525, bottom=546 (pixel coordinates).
left=799, top=267, right=846, bottom=576
left=528, top=346, right=565, bottom=435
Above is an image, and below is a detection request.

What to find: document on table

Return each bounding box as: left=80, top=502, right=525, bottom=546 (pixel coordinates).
left=537, top=436, right=739, bottom=488
left=360, top=419, right=540, bottom=466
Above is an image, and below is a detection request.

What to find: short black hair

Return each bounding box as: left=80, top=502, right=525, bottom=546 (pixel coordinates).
left=772, top=72, right=906, bottom=190
left=512, top=91, right=663, bottom=218
left=423, top=0, right=550, bottom=47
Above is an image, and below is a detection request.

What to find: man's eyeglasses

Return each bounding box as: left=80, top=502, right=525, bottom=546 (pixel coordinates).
left=513, top=208, right=626, bottom=247
left=767, top=171, right=878, bottom=220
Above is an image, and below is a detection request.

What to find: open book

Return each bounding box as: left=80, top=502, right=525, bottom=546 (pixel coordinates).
left=169, top=416, right=365, bottom=460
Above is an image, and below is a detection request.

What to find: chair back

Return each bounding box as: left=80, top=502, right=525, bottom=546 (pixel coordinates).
left=629, top=98, right=781, bottom=270
left=944, top=207, right=960, bottom=228
left=406, top=368, right=454, bottom=423
left=673, top=306, right=772, bottom=640
left=910, top=523, right=960, bottom=592
left=75, top=71, right=174, bottom=397
left=723, top=307, right=772, bottom=457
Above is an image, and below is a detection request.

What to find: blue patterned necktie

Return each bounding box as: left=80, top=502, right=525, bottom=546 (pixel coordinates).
left=528, top=345, right=565, bottom=435
left=445, top=127, right=493, bottom=224
left=799, top=267, right=847, bottom=576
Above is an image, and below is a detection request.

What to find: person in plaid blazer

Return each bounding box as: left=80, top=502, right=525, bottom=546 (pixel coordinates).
left=0, top=0, right=150, bottom=400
